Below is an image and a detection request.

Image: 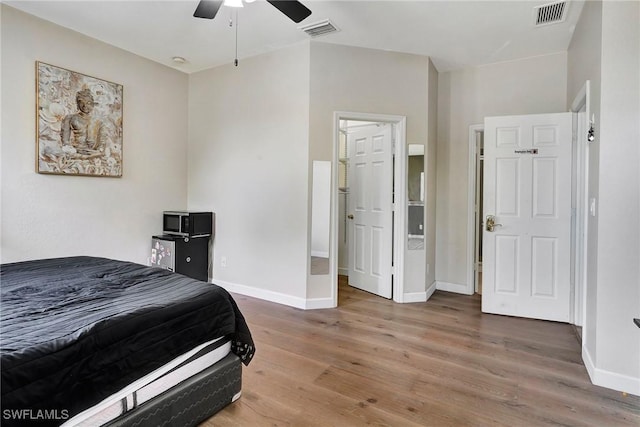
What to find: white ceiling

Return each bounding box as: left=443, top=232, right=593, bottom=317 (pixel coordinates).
left=6, top=0, right=585, bottom=73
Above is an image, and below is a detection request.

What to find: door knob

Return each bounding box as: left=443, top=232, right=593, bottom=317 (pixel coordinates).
left=486, top=215, right=502, bottom=232
left=347, top=214, right=354, bottom=220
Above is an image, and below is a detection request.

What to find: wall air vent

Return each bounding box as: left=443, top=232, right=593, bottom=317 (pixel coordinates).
left=533, top=1, right=568, bottom=26
left=298, top=19, right=339, bottom=38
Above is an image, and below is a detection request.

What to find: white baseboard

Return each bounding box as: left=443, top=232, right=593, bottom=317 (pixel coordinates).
left=436, top=280, right=474, bottom=295
left=214, top=279, right=307, bottom=309
left=304, top=297, right=335, bottom=309
left=583, top=345, right=640, bottom=396
left=426, top=280, right=437, bottom=300
left=213, top=279, right=334, bottom=310
left=395, top=281, right=438, bottom=303
left=311, top=250, right=329, bottom=258
left=401, top=291, right=427, bottom=303
left=338, top=267, right=349, bottom=276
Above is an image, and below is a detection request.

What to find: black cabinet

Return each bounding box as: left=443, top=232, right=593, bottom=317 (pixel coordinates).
left=151, top=235, right=209, bottom=282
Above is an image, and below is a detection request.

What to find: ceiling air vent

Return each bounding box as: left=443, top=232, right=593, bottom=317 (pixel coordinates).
left=298, top=19, right=339, bottom=38
left=533, top=1, right=568, bottom=27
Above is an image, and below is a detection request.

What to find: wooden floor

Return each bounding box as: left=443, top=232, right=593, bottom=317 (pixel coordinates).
left=203, top=277, right=640, bottom=426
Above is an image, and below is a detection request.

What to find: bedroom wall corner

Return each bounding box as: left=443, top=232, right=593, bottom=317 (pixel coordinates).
left=593, top=0, right=640, bottom=394
left=0, top=5, right=189, bottom=265
left=187, top=42, right=311, bottom=302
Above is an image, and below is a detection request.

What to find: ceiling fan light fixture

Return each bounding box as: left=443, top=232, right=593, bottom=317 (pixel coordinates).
left=223, top=0, right=243, bottom=8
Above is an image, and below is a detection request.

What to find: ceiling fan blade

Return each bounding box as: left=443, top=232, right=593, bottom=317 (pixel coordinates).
left=193, top=0, right=223, bottom=19
left=266, top=0, right=312, bottom=23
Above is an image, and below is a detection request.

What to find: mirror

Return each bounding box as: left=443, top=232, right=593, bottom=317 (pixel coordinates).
left=310, top=160, right=331, bottom=274
left=407, top=144, right=425, bottom=250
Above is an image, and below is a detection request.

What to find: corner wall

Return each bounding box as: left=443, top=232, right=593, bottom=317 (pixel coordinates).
left=567, top=0, right=640, bottom=396
left=0, top=5, right=189, bottom=265
left=187, top=43, right=311, bottom=302
left=595, top=0, right=639, bottom=394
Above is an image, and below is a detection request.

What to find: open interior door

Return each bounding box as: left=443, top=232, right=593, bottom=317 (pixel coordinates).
left=347, top=124, right=393, bottom=299
left=482, top=113, right=572, bottom=322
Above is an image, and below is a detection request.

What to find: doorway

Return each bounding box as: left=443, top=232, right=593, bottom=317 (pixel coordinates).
left=473, top=129, right=484, bottom=295
left=482, top=113, right=573, bottom=322
left=466, top=125, right=484, bottom=296
left=467, top=110, right=588, bottom=325
left=330, top=112, right=407, bottom=306
left=569, top=80, right=592, bottom=330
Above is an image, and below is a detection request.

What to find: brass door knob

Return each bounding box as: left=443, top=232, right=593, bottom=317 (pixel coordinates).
left=485, top=215, right=502, bottom=232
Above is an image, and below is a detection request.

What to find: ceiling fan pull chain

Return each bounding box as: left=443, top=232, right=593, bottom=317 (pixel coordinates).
left=234, top=9, right=239, bottom=66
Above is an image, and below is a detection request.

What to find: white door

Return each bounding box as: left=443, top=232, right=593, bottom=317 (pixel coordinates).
left=347, top=124, right=393, bottom=298
left=482, top=113, right=572, bottom=322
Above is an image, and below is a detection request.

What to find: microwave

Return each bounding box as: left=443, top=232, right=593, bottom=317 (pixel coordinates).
left=163, top=211, right=213, bottom=237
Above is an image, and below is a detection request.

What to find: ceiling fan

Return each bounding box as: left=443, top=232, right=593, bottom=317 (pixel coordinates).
left=193, top=0, right=312, bottom=24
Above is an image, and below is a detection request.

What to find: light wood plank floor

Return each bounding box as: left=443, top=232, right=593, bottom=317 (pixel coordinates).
left=203, top=277, right=640, bottom=426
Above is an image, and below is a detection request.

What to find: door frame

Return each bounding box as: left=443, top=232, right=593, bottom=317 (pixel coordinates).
left=467, top=97, right=590, bottom=326
left=481, top=113, right=573, bottom=322
left=569, top=80, right=591, bottom=329
left=330, top=112, right=407, bottom=306
left=466, top=124, right=484, bottom=296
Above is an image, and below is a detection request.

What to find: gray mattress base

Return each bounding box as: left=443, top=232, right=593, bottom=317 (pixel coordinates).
left=104, top=353, right=242, bottom=427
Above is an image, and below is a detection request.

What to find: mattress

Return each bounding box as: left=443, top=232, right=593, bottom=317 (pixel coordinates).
left=105, top=353, right=242, bottom=427
left=0, top=257, right=255, bottom=427
left=64, top=338, right=231, bottom=427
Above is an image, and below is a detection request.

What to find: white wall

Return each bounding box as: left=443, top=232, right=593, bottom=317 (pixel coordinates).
left=567, top=0, right=640, bottom=396
left=436, top=52, right=568, bottom=288
left=594, top=0, right=640, bottom=394
left=308, top=42, right=433, bottom=300
left=0, top=5, right=188, bottom=265
left=187, top=43, right=310, bottom=301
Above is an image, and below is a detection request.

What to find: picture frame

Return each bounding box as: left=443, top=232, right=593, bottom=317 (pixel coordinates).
left=36, top=61, right=123, bottom=177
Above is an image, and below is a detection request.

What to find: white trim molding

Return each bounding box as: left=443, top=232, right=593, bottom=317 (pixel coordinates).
left=331, top=111, right=407, bottom=307
left=436, top=281, right=472, bottom=295
left=214, top=279, right=333, bottom=310
left=569, top=80, right=591, bottom=331
left=583, top=346, right=640, bottom=396
left=426, top=280, right=437, bottom=300
left=467, top=124, right=484, bottom=297
left=402, top=291, right=428, bottom=303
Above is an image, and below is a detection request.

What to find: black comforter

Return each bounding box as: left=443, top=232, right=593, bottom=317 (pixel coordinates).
left=0, top=256, right=254, bottom=426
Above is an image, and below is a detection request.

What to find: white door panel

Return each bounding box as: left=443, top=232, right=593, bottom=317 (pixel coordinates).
left=347, top=124, right=393, bottom=299
left=483, top=113, right=572, bottom=322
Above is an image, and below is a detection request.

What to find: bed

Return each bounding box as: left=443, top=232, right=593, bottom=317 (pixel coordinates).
left=0, top=256, right=255, bottom=427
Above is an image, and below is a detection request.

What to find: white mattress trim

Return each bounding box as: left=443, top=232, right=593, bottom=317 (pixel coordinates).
left=62, top=337, right=229, bottom=427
